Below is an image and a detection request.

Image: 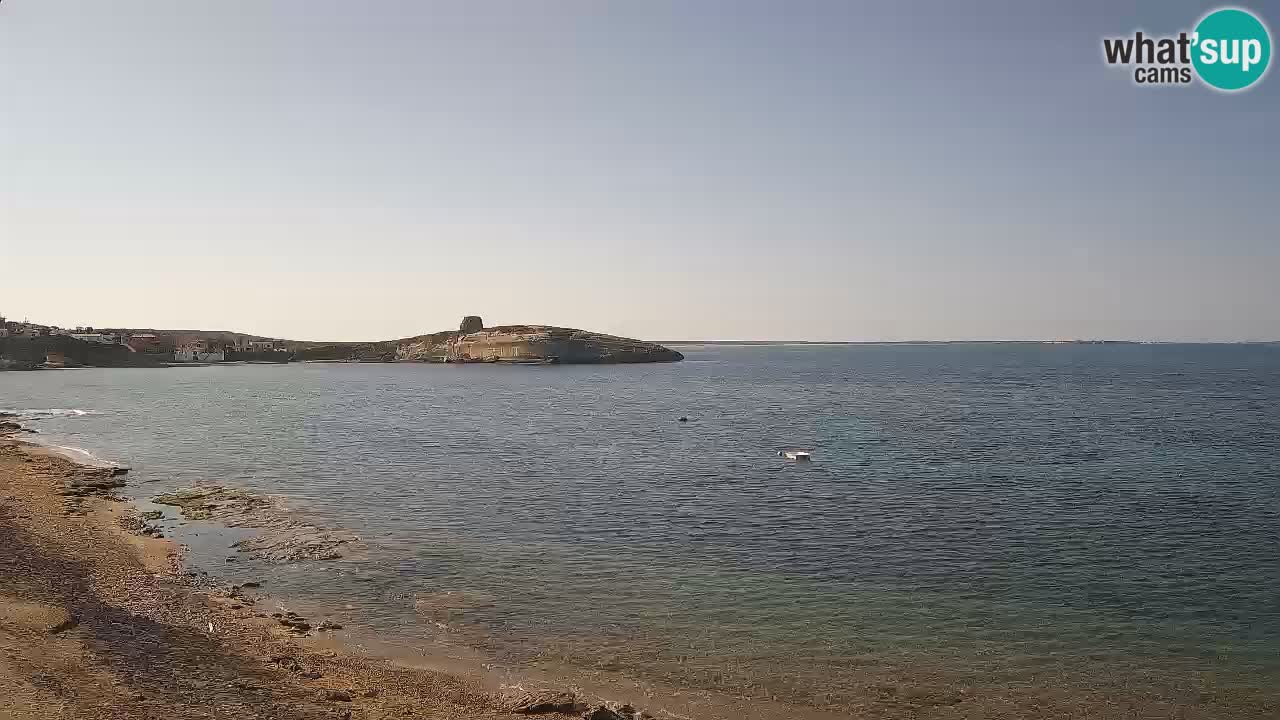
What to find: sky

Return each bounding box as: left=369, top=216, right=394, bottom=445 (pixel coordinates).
left=1, top=1, right=1277, bottom=342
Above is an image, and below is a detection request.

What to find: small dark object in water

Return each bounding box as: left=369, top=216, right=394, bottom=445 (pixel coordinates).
left=677, top=417, right=688, bottom=422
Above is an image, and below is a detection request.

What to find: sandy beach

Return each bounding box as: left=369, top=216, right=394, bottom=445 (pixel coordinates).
left=0, top=438, right=621, bottom=720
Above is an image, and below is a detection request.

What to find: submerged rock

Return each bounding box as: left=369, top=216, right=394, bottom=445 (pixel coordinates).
left=583, top=706, right=626, bottom=720
left=506, top=689, right=584, bottom=714
left=153, top=485, right=360, bottom=563
left=413, top=590, right=497, bottom=620
left=234, top=526, right=358, bottom=563
left=278, top=617, right=311, bottom=632
left=152, top=486, right=267, bottom=520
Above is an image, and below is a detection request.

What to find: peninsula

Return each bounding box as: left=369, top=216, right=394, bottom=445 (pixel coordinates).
left=293, top=316, right=683, bottom=365
left=0, top=315, right=683, bottom=368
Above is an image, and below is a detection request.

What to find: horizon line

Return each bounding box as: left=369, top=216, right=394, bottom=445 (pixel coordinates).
left=4, top=317, right=1277, bottom=346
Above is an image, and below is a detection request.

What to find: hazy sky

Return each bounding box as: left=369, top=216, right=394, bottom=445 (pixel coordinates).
left=2, top=1, right=1277, bottom=341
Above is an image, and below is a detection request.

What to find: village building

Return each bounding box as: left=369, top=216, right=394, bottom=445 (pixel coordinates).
left=173, top=340, right=225, bottom=363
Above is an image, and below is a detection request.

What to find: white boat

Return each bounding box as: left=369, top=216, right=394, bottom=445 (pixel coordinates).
left=780, top=450, right=812, bottom=462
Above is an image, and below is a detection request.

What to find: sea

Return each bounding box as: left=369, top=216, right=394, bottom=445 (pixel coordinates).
left=4, top=343, right=1279, bottom=718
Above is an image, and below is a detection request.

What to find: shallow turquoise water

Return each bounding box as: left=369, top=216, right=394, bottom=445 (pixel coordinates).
left=5, top=343, right=1279, bottom=715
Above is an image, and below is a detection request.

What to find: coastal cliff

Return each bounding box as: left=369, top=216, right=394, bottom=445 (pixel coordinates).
left=397, top=317, right=683, bottom=364
left=296, top=317, right=683, bottom=365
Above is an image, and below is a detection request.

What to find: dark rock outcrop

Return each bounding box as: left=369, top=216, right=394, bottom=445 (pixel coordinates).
left=152, top=486, right=360, bottom=563
left=0, top=421, right=26, bottom=434
left=506, top=689, right=585, bottom=715
left=583, top=705, right=633, bottom=720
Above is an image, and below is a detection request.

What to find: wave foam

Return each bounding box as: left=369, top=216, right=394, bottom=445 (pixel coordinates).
left=13, top=409, right=100, bottom=418
left=39, top=442, right=121, bottom=469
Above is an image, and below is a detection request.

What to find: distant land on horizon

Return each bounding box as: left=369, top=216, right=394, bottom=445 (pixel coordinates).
left=5, top=318, right=1278, bottom=348
left=664, top=339, right=1280, bottom=346
left=5, top=311, right=1277, bottom=348
left=2, top=316, right=684, bottom=366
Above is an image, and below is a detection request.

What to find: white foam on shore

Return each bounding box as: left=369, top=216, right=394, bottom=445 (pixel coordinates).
left=19, top=408, right=100, bottom=418
left=43, top=443, right=120, bottom=468
left=2, top=409, right=121, bottom=467
left=14, top=435, right=123, bottom=469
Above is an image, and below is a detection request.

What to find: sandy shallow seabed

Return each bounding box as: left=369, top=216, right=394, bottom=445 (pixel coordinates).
left=0, top=439, right=573, bottom=720
left=0, top=436, right=852, bottom=720
left=5, top=423, right=1276, bottom=720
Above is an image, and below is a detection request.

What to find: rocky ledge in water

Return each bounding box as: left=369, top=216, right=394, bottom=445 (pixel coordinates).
left=504, top=688, right=653, bottom=719
left=153, top=486, right=361, bottom=563
left=0, top=420, right=35, bottom=435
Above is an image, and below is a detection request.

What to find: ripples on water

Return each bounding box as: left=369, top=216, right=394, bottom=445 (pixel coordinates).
left=5, top=343, right=1280, bottom=716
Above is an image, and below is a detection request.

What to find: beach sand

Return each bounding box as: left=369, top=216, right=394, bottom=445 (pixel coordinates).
left=0, top=440, right=590, bottom=720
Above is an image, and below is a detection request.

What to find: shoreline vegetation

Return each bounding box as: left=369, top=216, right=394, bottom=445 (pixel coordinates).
left=0, top=427, right=658, bottom=720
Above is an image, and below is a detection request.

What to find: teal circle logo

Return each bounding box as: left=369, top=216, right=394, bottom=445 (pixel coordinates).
left=1192, top=8, right=1271, bottom=91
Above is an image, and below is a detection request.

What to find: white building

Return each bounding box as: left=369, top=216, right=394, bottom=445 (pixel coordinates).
left=173, top=340, right=225, bottom=363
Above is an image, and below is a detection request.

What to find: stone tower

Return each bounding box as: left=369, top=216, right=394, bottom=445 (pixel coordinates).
left=459, top=316, right=484, bottom=335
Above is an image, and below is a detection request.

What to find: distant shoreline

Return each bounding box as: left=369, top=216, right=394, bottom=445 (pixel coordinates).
left=664, top=339, right=1280, bottom=346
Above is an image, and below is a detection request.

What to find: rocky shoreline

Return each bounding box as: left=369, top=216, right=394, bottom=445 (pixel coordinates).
left=152, top=486, right=363, bottom=563
left=0, top=429, right=654, bottom=720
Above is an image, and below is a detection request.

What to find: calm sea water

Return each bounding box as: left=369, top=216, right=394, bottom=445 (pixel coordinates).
left=4, top=344, right=1280, bottom=717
